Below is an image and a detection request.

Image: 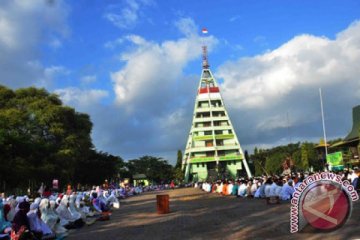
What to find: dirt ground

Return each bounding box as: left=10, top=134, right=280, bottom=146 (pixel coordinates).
left=68, top=188, right=360, bottom=240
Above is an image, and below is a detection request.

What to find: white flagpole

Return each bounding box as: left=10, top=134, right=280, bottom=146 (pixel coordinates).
left=319, top=88, right=328, bottom=169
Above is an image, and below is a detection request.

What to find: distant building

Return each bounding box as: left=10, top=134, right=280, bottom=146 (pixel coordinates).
left=330, top=105, right=360, bottom=168
left=315, top=139, right=331, bottom=169
left=182, top=46, right=251, bottom=182
left=133, top=173, right=149, bottom=186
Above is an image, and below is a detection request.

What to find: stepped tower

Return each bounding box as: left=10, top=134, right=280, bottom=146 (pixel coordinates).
left=182, top=46, right=252, bottom=182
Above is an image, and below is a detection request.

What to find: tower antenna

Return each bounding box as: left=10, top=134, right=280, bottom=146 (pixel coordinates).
left=202, top=28, right=209, bottom=69
left=319, top=88, right=328, bottom=170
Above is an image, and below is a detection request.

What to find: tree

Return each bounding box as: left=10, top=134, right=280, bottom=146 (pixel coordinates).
left=252, top=147, right=267, bottom=176
left=175, top=150, right=182, bottom=169
left=173, top=150, right=184, bottom=182
left=265, top=152, right=286, bottom=175
left=0, top=85, right=124, bottom=193
left=74, top=151, right=125, bottom=186
left=301, top=143, right=309, bottom=170
left=127, top=156, right=174, bottom=184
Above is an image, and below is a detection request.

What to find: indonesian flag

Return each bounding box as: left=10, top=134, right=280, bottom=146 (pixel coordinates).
left=202, top=28, right=208, bottom=34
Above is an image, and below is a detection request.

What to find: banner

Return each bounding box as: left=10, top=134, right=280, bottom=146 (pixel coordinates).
left=52, top=179, right=59, bottom=190
left=326, top=152, right=344, bottom=171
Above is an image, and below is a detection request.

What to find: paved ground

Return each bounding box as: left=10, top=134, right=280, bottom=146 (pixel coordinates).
left=68, top=188, right=360, bottom=240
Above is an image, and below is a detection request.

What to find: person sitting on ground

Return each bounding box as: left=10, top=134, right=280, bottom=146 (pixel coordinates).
left=275, top=178, right=284, bottom=198
left=268, top=177, right=278, bottom=197
left=227, top=181, right=234, bottom=195
left=245, top=180, right=252, bottom=197
left=27, top=203, right=55, bottom=239
left=280, top=179, right=294, bottom=201
left=11, top=201, right=34, bottom=239
left=56, top=196, right=84, bottom=229
left=211, top=182, right=217, bottom=193
left=0, top=199, right=12, bottom=238
left=264, top=178, right=273, bottom=198
left=3, top=198, right=16, bottom=223
left=250, top=180, right=258, bottom=196
left=238, top=180, right=247, bottom=197
left=351, top=169, right=359, bottom=190
left=231, top=181, right=239, bottom=196
left=293, top=176, right=301, bottom=190
left=91, top=192, right=110, bottom=213
left=68, top=195, right=83, bottom=221
left=221, top=181, right=228, bottom=196
left=40, top=199, right=68, bottom=239
left=254, top=179, right=264, bottom=198
left=217, top=181, right=223, bottom=194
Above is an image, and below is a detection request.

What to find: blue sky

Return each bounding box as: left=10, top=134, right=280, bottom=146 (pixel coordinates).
left=1, top=0, right=360, bottom=164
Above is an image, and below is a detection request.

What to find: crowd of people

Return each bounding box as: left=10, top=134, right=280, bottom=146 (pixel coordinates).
left=0, top=183, right=174, bottom=240
left=196, top=168, right=360, bottom=202
left=1, top=169, right=359, bottom=239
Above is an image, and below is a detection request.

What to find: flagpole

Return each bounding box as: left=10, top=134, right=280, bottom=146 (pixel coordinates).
left=319, top=88, right=328, bottom=169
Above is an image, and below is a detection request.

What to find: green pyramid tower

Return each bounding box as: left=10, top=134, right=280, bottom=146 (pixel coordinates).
left=183, top=46, right=252, bottom=182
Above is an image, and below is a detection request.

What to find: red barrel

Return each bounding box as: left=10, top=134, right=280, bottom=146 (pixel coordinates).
left=156, top=194, right=169, bottom=214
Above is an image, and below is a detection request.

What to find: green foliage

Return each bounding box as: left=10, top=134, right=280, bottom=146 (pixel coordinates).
left=252, top=148, right=267, bottom=176
left=265, top=151, right=287, bottom=175
left=251, top=142, right=321, bottom=176
left=301, top=143, right=309, bottom=170
left=173, top=150, right=184, bottom=182
left=175, top=150, right=182, bottom=169
left=173, top=167, right=184, bottom=182
left=0, top=85, right=122, bottom=193
left=127, top=156, right=174, bottom=184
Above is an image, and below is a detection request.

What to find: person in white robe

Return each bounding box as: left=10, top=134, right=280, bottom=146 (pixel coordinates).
left=106, top=191, right=120, bottom=209
left=34, top=197, right=41, bottom=206
left=56, top=196, right=79, bottom=225
left=254, top=184, right=262, bottom=198
left=40, top=199, right=68, bottom=238
left=250, top=181, right=258, bottom=196
left=207, top=183, right=212, bottom=193
left=49, top=200, right=69, bottom=235
left=68, top=195, right=82, bottom=220
left=15, top=196, right=26, bottom=212
left=268, top=181, right=278, bottom=197
left=227, top=182, right=234, bottom=195
left=264, top=179, right=273, bottom=198
left=27, top=203, right=54, bottom=238
left=217, top=182, right=223, bottom=194
left=280, top=180, right=294, bottom=200
left=275, top=181, right=283, bottom=197
left=238, top=181, right=247, bottom=197
left=4, top=198, right=16, bottom=222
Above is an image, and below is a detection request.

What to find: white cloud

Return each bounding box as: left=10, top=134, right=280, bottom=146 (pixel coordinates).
left=217, top=21, right=360, bottom=110
left=81, top=75, right=97, bottom=84
left=110, top=18, right=218, bottom=114
left=55, top=87, right=109, bottom=108
left=0, top=0, right=69, bottom=88
left=104, top=0, right=152, bottom=29
left=175, top=17, right=197, bottom=37
left=215, top=20, right=360, bottom=150
left=104, top=37, right=125, bottom=49
left=67, top=17, right=217, bottom=162
left=44, top=65, right=70, bottom=79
